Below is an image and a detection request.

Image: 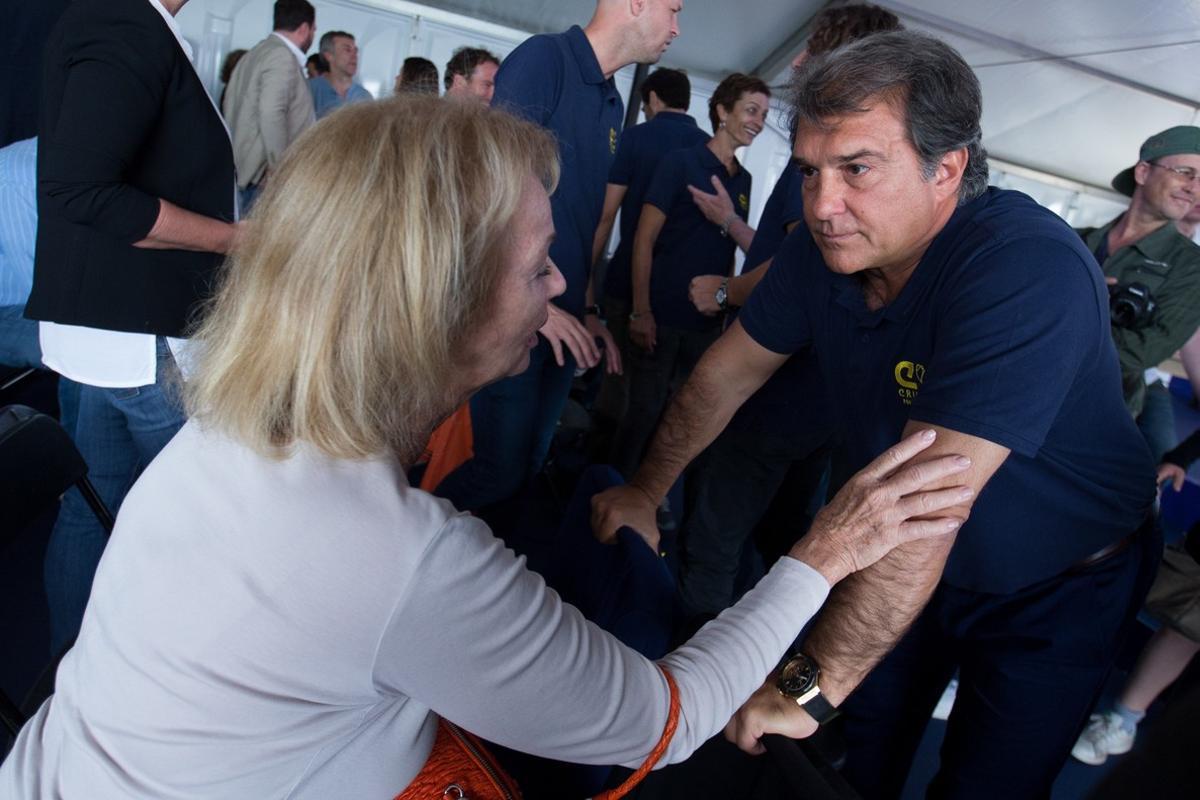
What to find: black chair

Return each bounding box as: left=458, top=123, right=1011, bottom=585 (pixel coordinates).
left=0, top=403, right=113, bottom=739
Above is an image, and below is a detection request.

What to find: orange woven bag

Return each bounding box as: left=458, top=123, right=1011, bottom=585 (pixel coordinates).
left=395, top=667, right=680, bottom=800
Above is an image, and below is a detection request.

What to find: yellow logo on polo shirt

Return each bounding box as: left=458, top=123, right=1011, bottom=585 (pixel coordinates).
left=609, top=127, right=618, bottom=154
left=894, top=360, right=925, bottom=406
left=738, top=193, right=749, bottom=211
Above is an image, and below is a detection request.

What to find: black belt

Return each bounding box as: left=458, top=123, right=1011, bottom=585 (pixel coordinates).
left=1065, top=530, right=1139, bottom=574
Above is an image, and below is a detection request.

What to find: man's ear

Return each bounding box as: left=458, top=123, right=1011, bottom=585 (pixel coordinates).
left=1133, top=160, right=1151, bottom=190
left=934, top=147, right=968, bottom=200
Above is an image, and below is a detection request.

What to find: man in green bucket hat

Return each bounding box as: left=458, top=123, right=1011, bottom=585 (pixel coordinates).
left=1077, top=125, right=1200, bottom=460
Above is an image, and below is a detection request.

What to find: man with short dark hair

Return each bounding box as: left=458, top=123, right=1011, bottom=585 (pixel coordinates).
left=434, top=0, right=683, bottom=512
left=309, top=30, right=372, bottom=119
left=1076, top=127, right=1200, bottom=461
left=589, top=67, right=707, bottom=436
left=443, top=46, right=500, bottom=104
left=223, top=0, right=316, bottom=210
left=596, top=31, right=1159, bottom=798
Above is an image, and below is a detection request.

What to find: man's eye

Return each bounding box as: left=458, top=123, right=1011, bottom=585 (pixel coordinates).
left=846, top=164, right=870, bottom=177
left=798, top=166, right=817, bottom=178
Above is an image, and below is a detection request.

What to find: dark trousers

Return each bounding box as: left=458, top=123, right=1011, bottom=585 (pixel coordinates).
left=594, top=294, right=633, bottom=425
left=434, top=338, right=575, bottom=512
left=840, top=520, right=1162, bottom=800
left=679, top=411, right=832, bottom=618
left=611, top=323, right=720, bottom=479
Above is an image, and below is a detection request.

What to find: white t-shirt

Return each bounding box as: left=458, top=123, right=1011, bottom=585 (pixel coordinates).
left=1, top=421, right=829, bottom=798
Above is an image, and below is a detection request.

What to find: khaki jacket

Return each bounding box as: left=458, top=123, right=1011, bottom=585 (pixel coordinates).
left=223, top=34, right=314, bottom=188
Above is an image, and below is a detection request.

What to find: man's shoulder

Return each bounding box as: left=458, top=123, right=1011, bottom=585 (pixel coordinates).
left=957, top=188, right=1091, bottom=261
left=53, top=0, right=174, bottom=63
left=1153, top=225, right=1200, bottom=271
left=252, top=34, right=294, bottom=62
left=504, top=31, right=567, bottom=69
left=60, top=0, right=157, bottom=31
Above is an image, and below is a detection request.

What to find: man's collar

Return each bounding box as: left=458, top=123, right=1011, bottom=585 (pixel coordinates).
left=1130, top=215, right=1187, bottom=257
left=272, top=32, right=307, bottom=69
left=147, top=0, right=193, bottom=62
left=834, top=189, right=992, bottom=324
left=654, top=110, right=695, bottom=125
left=565, top=25, right=607, bottom=86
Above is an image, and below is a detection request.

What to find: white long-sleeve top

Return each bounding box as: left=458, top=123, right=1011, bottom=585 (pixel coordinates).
left=1, top=421, right=829, bottom=798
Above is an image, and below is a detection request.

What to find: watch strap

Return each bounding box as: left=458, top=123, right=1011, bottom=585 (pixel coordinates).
left=799, top=690, right=839, bottom=724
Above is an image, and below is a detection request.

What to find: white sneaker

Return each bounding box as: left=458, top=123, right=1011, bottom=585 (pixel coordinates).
left=1071, top=712, right=1135, bottom=765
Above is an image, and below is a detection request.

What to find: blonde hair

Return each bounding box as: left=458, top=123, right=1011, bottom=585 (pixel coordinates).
left=186, top=96, right=560, bottom=460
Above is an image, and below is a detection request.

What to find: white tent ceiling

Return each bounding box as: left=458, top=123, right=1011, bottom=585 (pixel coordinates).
left=413, top=0, right=1200, bottom=193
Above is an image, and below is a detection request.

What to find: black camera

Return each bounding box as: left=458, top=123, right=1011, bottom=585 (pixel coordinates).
left=1108, top=282, right=1158, bottom=329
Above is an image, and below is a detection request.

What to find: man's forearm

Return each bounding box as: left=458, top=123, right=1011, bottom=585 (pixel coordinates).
left=728, top=218, right=754, bottom=253
left=802, top=535, right=953, bottom=704
left=632, top=248, right=653, bottom=312
left=729, top=259, right=771, bottom=307
left=592, top=213, right=617, bottom=269
left=630, top=348, right=747, bottom=502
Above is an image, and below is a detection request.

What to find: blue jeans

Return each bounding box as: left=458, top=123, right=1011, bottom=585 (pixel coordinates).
left=44, top=340, right=186, bottom=652
left=1136, top=381, right=1176, bottom=464
left=0, top=304, right=42, bottom=369
left=434, top=339, right=575, bottom=511
left=238, top=183, right=261, bottom=217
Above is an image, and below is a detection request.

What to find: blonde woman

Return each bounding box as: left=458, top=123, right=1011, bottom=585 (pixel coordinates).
left=1, top=97, right=968, bottom=798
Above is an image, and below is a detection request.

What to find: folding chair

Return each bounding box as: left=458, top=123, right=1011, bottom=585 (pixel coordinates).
left=0, top=404, right=114, bottom=738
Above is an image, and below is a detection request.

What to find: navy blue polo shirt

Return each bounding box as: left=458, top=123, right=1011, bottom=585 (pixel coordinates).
left=743, top=160, right=805, bottom=272
left=604, top=111, right=709, bottom=302
left=740, top=187, right=1156, bottom=593
left=643, top=143, right=752, bottom=331
left=728, top=166, right=829, bottom=440
left=492, top=26, right=624, bottom=317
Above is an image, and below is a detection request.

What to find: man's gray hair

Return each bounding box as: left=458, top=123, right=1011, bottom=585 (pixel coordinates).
left=789, top=30, right=988, bottom=204
left=318, top=30, right=354, bottom=56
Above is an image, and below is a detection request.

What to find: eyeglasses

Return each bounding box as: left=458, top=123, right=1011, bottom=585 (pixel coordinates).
left=1147, top=161, right=1200, bottom=186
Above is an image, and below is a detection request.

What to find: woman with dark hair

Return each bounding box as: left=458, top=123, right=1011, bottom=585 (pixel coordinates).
left=218, top=48, right=247, bottom=116
left=613, top=73, right=771, bottom=479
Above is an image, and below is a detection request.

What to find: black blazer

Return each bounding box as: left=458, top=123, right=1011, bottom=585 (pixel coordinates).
left=26, top=0, right=236, bottom=337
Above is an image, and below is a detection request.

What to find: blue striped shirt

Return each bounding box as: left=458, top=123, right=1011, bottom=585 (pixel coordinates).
left=0, top=137, right=37, bottom=307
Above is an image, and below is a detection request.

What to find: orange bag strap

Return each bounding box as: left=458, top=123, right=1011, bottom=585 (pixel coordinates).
left=593, top=665, right=681, bottom=800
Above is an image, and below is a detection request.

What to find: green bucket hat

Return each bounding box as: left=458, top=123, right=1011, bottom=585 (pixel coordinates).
left=1112, top=125, right=1200, bottom=196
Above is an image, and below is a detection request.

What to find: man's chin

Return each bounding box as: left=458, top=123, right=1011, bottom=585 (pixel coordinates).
left=815, top=246, right=868, bottom=275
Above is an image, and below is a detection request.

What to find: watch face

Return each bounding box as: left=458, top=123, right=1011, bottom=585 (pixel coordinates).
left=778, top=655, right=819, bottom=697
left=716, top=287, right=727, bottom=305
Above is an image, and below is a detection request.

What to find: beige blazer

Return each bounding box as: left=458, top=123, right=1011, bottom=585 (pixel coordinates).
left=223, top=34, right=315, bottom=188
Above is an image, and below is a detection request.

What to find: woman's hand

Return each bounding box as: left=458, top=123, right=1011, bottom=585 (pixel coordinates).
left=1158, top=462, right=1187, bottom=492
left=789, top=429, right=972, bottom=585
left=630, top=311, right=657, bottom=353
